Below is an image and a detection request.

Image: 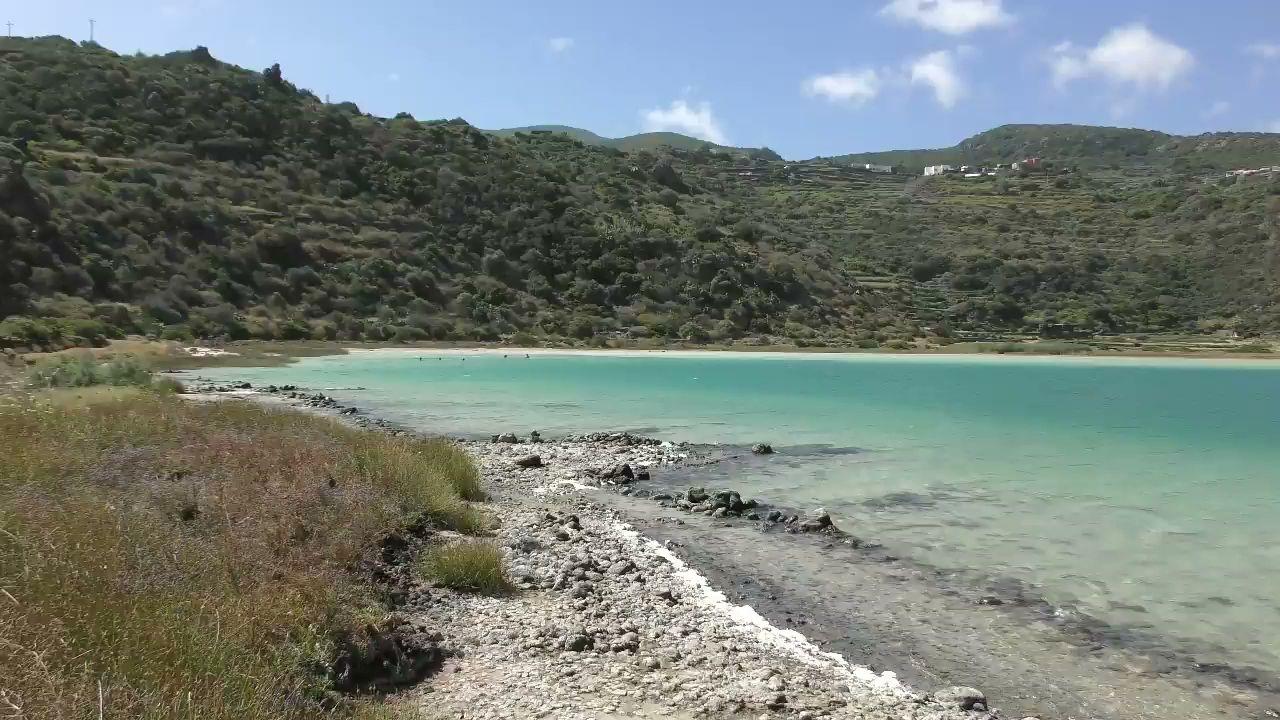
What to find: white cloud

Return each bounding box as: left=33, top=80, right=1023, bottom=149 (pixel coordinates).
left=547, top=37, right=574, bottom=53
left=880, top=0, right=1011, bottom=35
left=641, top=100, right=728, bottom=144
left=1246, top=43, right=1280, bottom=60
left=909, top=50, right=965, bottom=108
left=1049, top=24, right=1193, bottom=91
left=803, top=69, right=881, bottom=105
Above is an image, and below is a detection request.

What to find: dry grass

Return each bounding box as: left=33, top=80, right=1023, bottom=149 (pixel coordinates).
left=418, top=541, right=511, bottom=595
left=0, top=389, right=487, bottom=719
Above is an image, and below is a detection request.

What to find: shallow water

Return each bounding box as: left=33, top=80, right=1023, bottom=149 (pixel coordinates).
left=192, top=350, right=1280, bottom=679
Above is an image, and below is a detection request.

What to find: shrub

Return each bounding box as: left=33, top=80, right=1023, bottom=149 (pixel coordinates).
left=27, top=353, right=155, bottom=388
left=419, top=541, right=510, bottom=595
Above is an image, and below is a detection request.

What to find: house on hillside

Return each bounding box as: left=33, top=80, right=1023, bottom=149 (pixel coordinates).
left=862, top=163, right=894, bottom=173
left=923, top=164, right=955, bottom=176
left=1012, top=157, right=1042, bottom=171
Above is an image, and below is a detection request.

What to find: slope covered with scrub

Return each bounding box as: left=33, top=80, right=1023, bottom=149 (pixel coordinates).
left=1, top=37, right=1279, bottom=351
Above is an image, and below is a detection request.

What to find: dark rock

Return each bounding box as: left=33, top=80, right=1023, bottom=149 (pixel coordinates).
left=637, top=469, right=651, bottom=481
left=933, top=686, right=986, bottom=711
left=751, top=443, right=775, bottom=455
left=687, top=487, right=709, bottom=503
left=652, top=493, right=673, bottom=501
left=564, top=633, right=593, bottom=651
left=514, top=454, right=543, bottom=468
left=711, top=490, right=745, bottom=512
left=766, top=510, right=785, bottom=522
left=529, top=430, right=542, bottom=443
left=746, top=511, right=760, bottom=521
left=495, top=432, right=519, bottom=444
left=599, top=463, right=634, bottom=482
left=554, top=529, right=571, bottom=541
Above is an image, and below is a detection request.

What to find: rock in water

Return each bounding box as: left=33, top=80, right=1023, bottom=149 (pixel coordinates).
left=529, top=430, right=542, bottom=443
left=933, top=686, right=987, bottom=711
left=711, top=490, right=745, bottom=512
left=752, top=443, right=775, bottom=455
left=495, top=432, right=519, bottom=444
left=799, top=508, right=834, bottom=532
left=514, top=454, right=543, bottom=468
left=686, top=486, right=709, bottom=504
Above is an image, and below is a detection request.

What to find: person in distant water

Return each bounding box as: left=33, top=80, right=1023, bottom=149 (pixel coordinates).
left=504, top=354, right=508, bottom=358
left=525, top=353, right=530, bottom=359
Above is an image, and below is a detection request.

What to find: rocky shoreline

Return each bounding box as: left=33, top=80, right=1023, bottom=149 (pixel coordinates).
left=181, top=379, right=1002, bottom=719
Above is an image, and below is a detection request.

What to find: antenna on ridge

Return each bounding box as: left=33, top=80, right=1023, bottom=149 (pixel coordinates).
left=89, top=18, right=95, bottom=42
left=5, top=21, right=13, bottom=38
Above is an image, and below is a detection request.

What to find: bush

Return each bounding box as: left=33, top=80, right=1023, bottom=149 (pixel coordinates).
left=419, top=541, right=510, bottom=595
left=27, top=353, right=155, bottom=388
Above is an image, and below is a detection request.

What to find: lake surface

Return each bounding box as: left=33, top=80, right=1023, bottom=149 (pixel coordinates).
left=193, top=350, right=1280, bottom=678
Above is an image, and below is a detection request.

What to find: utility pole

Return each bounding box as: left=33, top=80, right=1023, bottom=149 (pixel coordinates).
left=89, top=18, right=95, bottom=42
left=5, top=21, right=13, bottom=37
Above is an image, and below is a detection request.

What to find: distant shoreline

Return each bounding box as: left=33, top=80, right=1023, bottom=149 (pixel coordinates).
left=126, top=336, right=1280, bottom=373
left=343, top=344, right=1280, bottom=366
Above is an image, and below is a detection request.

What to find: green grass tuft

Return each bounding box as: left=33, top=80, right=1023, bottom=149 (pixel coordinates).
left=419, top=541, right=511, bottom=595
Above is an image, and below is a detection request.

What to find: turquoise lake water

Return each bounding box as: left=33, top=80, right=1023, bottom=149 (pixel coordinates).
left=193, top=350, right=1280, bottom=675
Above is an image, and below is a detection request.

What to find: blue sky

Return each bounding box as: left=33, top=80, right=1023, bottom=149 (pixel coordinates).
left=11, top=1, right=1280, bottom=158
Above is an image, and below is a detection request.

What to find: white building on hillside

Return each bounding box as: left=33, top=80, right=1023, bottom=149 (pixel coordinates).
left=923, top=164, right=954, bottom=176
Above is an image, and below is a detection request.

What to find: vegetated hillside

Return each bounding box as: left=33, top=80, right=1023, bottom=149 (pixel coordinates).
left=487, top=124, right=783, bottom=159
left=0, top=37, right=894, bottom=350
left=1, top=37, right=1278, bottom=352
left=672, top=150, right=1280, bottom=337
left=826, top=124, right=1280, bottom=173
